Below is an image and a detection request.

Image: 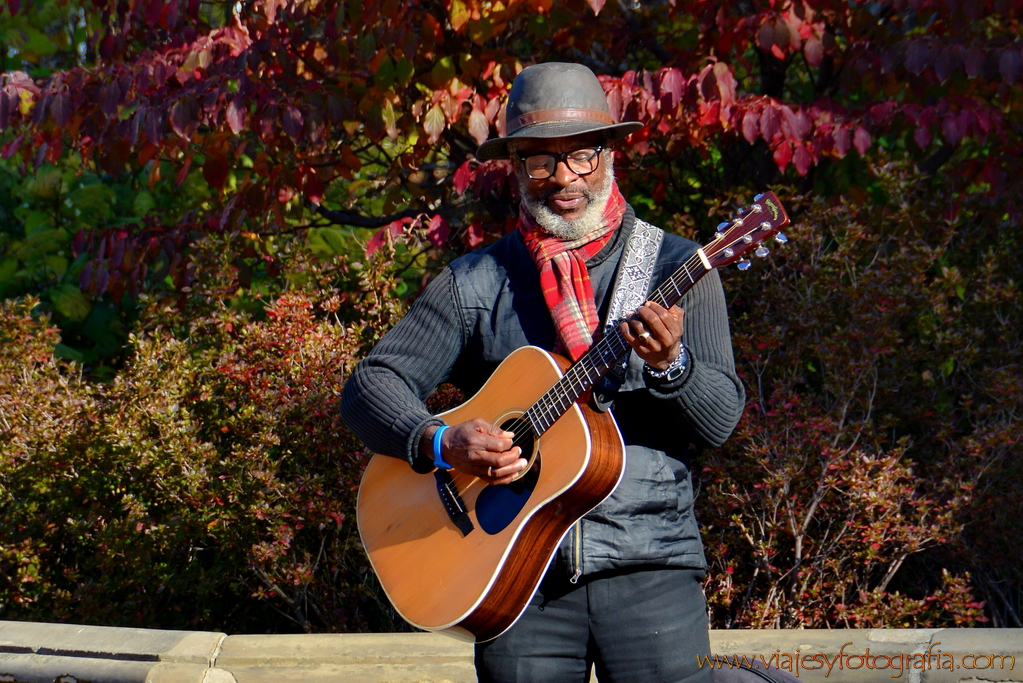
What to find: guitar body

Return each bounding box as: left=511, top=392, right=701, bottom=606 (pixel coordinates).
left=357, top=345, right=626, bottom=642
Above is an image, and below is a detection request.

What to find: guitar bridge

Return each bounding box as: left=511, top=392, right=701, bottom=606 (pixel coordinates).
left=434, top=469, right=474, bottom=536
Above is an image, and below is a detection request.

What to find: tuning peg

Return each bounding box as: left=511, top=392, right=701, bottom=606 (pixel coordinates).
left=723, top=247, right=735, bottom=258
left=755, top=245, right=770, bottom=257
left=717, top=222, right=729, bottom=231
left=775, top=232, right=789, bottom=244
left=754, top=193, right=764, bottom=201
left=737, top=259, right=752, bottom=271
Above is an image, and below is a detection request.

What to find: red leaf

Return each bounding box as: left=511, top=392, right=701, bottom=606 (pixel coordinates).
left=100, top=81, right=121, bottom=117
left=934, top=47, right=960, bottom=84
left=793, top=110, right=812, bottom=139
left=712, top=62, right=737, bottom=111
left=804, top=36, right=824, bottom=67
left=964, top=49, right=984, bottom=79
left=659, top=68, right=684, bottom=111
left=145, top=108, right=165, bottom=143
left=999, top=48, right=1020, bottom=85
left=453, top=160, right=473, bottom=194
left=468, top=107, right=488, bottom=146
left=283, top=105, right=304, bottom=140
left=465, top=223, right=484, bottom=248
left=941, top=114, right=960, bottom=145
left=1, top=134, right=24, bottom=159
left=51, top=91, right=73, bottom=127
left=365, top=220, right=406, bottom=257
left=772, top=21, right=790, bottom=51
left=957, top=109, right=974, bottom=140
left=605, top=86, right=623, bottom=124
left=146, top=0, right=162, bottom=27
left=138, top=144, right=160, bottom=165
left=853, top=126, right=871, bottom=155
left=741, top=108, right=760, bottom=144
left=905, top=42, right=929, bottom=76
left=301, top=171, right=324, bottom=204
left=162, top=0, right=179, bottom=28
left=773, top=142, right=793, bottom=172
left=756, top=22, right=775, bottom=52
left=914, top=121, right=931, bottom=149
left=226, top=95, right=246, bottom=134
left=698, top=100, right=719, bottom=127
left=79, top=261, right=94, bottom=292
left=176, top=153, right=193, bottom=187
left=170, top=99, right=198, bottom=139
left=697, top=64, right=717, bottom=102
left=760, top=104, right=780, bottom=141
left=426, top=214, right=449, bottom=247
left=793, top=144, right=811, bottom=176
left=203, top=153, right=230, bottom=190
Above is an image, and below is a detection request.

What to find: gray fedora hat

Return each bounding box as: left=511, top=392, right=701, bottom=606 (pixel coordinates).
left=475, top=62, right=644, bottom=161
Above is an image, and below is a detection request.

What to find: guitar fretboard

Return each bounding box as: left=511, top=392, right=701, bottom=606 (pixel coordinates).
left=523, top=250, right=709, bottom=436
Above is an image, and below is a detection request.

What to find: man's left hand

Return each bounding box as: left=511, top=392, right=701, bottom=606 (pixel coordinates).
left=620, top=301, right=684, bottom=371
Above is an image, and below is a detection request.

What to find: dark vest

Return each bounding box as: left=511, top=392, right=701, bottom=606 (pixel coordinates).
left=446, top=208, right=708, bottom=575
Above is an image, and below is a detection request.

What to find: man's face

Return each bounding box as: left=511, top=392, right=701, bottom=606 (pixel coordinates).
left=513, top=132, right=613, bottom=240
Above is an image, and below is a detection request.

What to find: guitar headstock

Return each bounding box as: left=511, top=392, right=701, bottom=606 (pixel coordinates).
left=704, top=191, right=790, bottom=270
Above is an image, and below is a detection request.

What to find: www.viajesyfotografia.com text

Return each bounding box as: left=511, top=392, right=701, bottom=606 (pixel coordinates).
left=697, top=642, right=1015, bottom=678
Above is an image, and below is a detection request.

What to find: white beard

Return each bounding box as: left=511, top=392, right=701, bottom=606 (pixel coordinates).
left=518, top=153, right=615, bottom=241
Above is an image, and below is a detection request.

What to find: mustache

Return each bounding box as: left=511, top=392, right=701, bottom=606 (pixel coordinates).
left=538, top=184, right=596, bottom=202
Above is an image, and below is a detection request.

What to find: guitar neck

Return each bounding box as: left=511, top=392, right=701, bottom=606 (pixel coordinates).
left=523, top=250, right=711, bottom=437
left=520, top=190, right=790, bottom=439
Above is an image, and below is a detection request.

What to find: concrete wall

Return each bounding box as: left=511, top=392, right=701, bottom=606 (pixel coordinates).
left=2, top=620, right=1021, bottom=682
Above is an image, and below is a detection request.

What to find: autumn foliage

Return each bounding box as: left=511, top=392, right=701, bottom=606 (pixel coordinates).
left=2, top=0, right=1022, bottom=631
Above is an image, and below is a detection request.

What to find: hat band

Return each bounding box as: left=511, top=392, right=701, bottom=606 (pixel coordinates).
left=506, top=108, right=616, bottom=136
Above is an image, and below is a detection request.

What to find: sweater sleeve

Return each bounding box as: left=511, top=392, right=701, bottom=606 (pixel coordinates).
left=339, top=268, right=466, bottom=467
left=644, top=267, right=745, bottom=448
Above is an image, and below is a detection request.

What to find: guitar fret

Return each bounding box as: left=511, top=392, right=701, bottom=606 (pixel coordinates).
left=520, top=196, right=787, bottom=438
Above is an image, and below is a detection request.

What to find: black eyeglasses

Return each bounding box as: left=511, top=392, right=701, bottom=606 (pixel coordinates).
left=516, top=146, right=603, bottom=180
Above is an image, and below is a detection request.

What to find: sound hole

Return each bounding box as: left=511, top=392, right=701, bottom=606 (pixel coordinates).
left=475, top=418, right=540, bottom=535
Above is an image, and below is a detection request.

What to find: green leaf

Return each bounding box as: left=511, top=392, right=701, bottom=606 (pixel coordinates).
left=53, top=342, right=85, bottom=363
left=431, top=57, right=456, bottom=87
left=49, top=283, right=92, bottom=322
left=395, top=58, right=415, bottom=88
left=23, top=210, right=54, bottom=236
left=133, top=190, right=157, bottom=216
left=375, top=56, right=395, bottom=89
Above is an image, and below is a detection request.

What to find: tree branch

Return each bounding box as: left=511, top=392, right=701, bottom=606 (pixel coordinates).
left=307, top=200, right=435, bottom=228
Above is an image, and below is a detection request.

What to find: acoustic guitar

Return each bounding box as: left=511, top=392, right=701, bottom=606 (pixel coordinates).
left=357, top=192, right=790, bottom=642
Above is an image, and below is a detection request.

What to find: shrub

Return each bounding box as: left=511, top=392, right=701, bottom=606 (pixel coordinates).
left=699, top=159, right=1020, bottom=628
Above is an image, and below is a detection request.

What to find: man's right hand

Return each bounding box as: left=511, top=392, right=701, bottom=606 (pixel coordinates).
left=422, top=419, right=528, bottom=485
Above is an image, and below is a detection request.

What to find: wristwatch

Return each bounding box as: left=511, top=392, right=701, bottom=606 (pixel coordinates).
left=644, top=345, right=688, bottom=382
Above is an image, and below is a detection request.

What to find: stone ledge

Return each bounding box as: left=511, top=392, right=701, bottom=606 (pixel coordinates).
left=1, top=621, right=1021, bottom=682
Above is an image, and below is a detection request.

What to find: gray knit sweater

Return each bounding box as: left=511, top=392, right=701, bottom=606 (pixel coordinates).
left=341, top=207, right=744, bottom=574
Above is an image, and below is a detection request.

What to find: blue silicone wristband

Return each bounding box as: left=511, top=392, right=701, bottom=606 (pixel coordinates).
left=432, top=425, right=452, bottom=470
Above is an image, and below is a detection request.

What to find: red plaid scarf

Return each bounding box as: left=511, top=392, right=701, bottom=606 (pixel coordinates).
left=519, top=183, right=627, bottom=361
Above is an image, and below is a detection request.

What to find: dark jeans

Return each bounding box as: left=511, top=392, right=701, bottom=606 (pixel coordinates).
left=475, top=565, right=714, bottom=683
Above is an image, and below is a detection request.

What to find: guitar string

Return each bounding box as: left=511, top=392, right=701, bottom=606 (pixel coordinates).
left=441, top=213, right=772, bottom=495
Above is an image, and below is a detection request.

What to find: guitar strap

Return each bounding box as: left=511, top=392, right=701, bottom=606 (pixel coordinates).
left=592, top=218, right=664, bottom=412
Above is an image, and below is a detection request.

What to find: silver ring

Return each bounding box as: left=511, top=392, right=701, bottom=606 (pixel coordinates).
left=487, top=466, right=493, bottom=477
left=639, top=331, right=651, bottom=339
